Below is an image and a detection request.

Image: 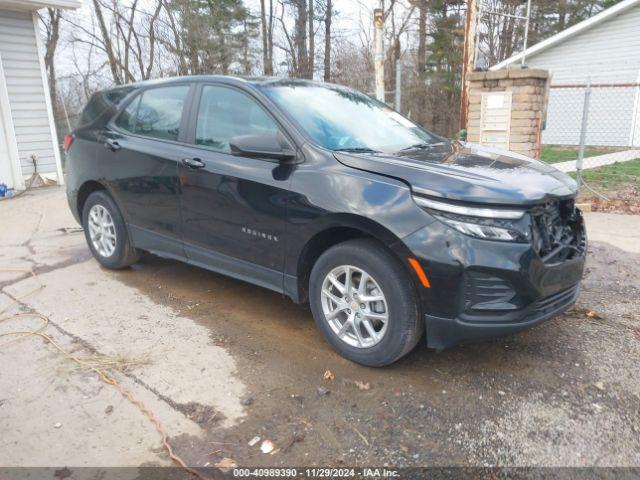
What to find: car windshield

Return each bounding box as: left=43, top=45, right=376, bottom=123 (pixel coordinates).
left=260, top=83, right=440, bottom=153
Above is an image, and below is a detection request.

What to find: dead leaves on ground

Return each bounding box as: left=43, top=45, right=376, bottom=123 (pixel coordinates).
left=571, top=307, right=604, bottom=320
left=323, top=369, right=372, bottom=391
left=214, top=458, right=237, bottom=468
left=344, top=378, right=371, bottom=391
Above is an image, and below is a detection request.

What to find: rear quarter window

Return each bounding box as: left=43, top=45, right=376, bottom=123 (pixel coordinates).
left=115, top=95, right=141, bottom=133
left=78, top=87, right=135, bottom=128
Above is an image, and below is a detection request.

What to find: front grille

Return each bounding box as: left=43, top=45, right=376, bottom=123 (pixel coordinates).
left=531, top=199, right=586, bottom=264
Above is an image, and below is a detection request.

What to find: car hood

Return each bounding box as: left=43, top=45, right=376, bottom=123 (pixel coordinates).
left=334, top=141, right=578, bottom=206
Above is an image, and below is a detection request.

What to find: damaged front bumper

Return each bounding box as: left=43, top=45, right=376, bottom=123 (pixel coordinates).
left=402, top=205, right=586, bottom=350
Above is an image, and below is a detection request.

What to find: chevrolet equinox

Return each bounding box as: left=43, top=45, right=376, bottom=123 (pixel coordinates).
left=65, top=76, right=586, bottom=366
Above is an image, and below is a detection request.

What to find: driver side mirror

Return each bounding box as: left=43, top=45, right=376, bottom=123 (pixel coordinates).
left=229, top=132, right=297, bottom=163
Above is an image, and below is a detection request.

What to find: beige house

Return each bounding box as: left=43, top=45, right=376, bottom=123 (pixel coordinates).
left=0, top=0, right=81, bottom=191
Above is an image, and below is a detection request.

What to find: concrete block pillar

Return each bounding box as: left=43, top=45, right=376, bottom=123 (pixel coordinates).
left=466, top=67, right=550, bottom=159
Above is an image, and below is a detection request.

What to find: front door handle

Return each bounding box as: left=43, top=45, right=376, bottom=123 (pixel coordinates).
left=182, top=157, right=205, bottom=170
left=103, top=138, right=121, bottom=151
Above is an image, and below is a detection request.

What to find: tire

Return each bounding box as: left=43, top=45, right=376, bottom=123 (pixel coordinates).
left=82, top=190, right=140, bottom=269
left=309, top=239, right=423, bottom=367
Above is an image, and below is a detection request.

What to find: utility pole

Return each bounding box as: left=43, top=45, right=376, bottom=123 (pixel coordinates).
left=460, top=0, right=478, bottom=131
left=521, top=0, right=532, bottom=67
left=395, top=58, right=402, bottom=112
left=374, top=8, right=385, bottom=103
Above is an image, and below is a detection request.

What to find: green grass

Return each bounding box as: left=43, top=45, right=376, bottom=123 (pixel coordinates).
left=540, top=146, right=606, bottom=164
left=541, top=146, right=639, bottom=191
left=576, top=158, right=640, bottom=188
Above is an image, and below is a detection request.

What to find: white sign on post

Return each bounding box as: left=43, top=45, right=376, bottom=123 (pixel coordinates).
left=480, top=91, right=512, bottom=151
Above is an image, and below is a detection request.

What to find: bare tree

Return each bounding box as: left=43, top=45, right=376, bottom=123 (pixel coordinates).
left=308, top=0, right=315, bottom=78
left=384, top=1, right=415, bottom=104
left=139, top=1, right=163, bottom=79
left=67, top=0, right=165, bottom=84
left=416, top=0, right=427, bottom=126
left=292, top=0, right=310, bottom=78
left=158, top=0, right=189, bottom=75
left=276, top=0, right=298, bottom=74
left=331, top=35, right=373, bottom=93
left=260, top=0, right=275, bottom=75
left=323, top=0, right=332, bottom=81
left=91, top=0, right=124, bottom=84
left=42, top=0, right=618, bottom=147
left=41, top=8, right=63, bottom=122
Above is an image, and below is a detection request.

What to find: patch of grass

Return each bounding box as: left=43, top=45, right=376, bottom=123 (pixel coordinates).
left=575, top=159, right=640, bottom=188
left=540, top=146, right=608, bottom=164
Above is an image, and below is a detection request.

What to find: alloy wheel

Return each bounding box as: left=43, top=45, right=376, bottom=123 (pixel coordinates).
left=320, top=265, right=389, bottom=348
left=88, top=204, right=117, bottom=258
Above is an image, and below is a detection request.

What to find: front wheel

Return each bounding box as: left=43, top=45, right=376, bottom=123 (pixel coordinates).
left=82, top=190, right=140, bottom=269
left=309, top=239, right=423, bottom=366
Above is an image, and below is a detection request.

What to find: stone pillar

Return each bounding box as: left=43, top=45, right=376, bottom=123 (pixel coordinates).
left=466, top=68, right=550, bottom=159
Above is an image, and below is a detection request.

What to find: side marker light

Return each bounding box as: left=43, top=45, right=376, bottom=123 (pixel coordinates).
left=408, top=258, right=431, bottom=288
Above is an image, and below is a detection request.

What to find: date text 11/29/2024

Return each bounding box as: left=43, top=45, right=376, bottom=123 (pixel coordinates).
left=232, top=468, right=400, bottom=478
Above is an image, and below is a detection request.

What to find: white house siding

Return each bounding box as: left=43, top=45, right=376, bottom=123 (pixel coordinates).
left=517, top=4, right=640, bottom=147
left=0, top=8, right=59, bottom=177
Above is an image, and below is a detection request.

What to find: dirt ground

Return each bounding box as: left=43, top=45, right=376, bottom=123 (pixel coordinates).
left=1, top=187, right=639, bottom=470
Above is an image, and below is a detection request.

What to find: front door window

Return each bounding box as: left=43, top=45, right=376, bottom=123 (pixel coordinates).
left=195, top=86, right=280, bottom=153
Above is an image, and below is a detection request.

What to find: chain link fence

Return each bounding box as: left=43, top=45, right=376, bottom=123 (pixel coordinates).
left=542, top=81, right=640, bottom=213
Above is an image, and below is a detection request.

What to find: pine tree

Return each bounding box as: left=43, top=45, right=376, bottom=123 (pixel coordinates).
left=169, top=0, right=258, bottom=75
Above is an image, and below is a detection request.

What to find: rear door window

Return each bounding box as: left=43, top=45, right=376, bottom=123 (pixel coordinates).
left=195, top=85, right=279, bottom=153
left=115, top=85, right=190, bottom=142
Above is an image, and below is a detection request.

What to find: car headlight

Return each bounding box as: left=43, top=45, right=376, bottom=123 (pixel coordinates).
left=413, top=196, right=530, bottom=243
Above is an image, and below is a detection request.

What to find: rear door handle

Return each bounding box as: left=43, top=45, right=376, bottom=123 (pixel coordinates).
left=182, top=157, right=205, bottom=170
left=103, top=138, right=121, bottom=151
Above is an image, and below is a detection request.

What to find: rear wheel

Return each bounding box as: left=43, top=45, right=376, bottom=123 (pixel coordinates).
left=82, top=191, right=140, bottom=269
left=309, top=239, right=423, bottom=366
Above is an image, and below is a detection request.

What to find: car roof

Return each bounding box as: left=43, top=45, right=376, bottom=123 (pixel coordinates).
left=107, top=75, right=341, bottom=93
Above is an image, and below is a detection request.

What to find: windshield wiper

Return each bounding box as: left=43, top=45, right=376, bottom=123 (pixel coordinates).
left=333, top=147, right=381, bottom=153
left=399, top=142, right=444, bottom=152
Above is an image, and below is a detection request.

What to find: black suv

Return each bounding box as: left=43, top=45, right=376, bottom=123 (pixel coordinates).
left=65, top=76, right=586, bottom=366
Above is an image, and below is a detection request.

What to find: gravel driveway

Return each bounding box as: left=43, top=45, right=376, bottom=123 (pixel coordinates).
left=1, top=187, right=639, bottom=470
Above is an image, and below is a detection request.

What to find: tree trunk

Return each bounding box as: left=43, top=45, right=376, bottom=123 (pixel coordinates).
left=323, top=0, right=332, bottom=82
left=242, top=18, right=251, bottom=74
left=293, top=0, right=309, bottom=78
left=268, top=0, right=274, bottom=73
left=92, top=0, right=123, bottom=84
left=260, top=0, right=273, bottom=75
left=43, top=8, right=61, bottom=127
left=162, top=0, right=188, bottom=75
left=417, top=1, right=427, bottom=127
left=308, top=0, right=314, bottom=78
